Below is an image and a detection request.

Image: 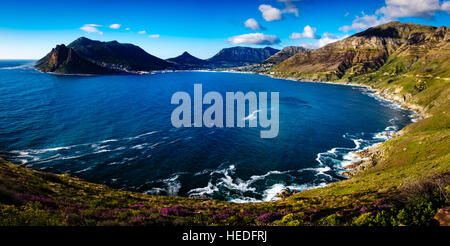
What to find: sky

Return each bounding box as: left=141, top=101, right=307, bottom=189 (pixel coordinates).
left=0, top=0, right=449, bottom=59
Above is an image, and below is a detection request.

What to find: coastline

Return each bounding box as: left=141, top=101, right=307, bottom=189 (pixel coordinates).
left=259, top=73, right=425, bottom=180
left=11, top=66, right=427, bottom=202
left=185, top=69, right=426, bottom=196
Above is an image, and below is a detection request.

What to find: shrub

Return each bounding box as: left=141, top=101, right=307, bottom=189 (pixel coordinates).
left=318, top=213, right=344, bottom=226
left=352, top=212, right=373, bottom=226
left=0, top=203, right=58, bottom=226
left=279, top=213, right=302, bottom=226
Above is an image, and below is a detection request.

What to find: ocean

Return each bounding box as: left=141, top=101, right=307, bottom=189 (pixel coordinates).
left=0, top=60, right=415, bottom=202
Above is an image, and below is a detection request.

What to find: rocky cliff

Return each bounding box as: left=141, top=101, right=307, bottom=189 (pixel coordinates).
left=34, top=44, right=120, bottom=75
left=264, top=46, right=309, bottom=64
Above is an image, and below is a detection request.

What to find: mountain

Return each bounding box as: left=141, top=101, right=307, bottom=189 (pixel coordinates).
left=67, top=37, right=172, bottom=71
left=35, top=37, right=173, bottom=74
left=275, top=21, right=449, bottom=81
left=34, top=44, right=120, bottom=75
left=167, top=51, right=211, bottom=69
left=208, top=46, right=280, bottom=67
left=264, top=46, right=309, bottom=64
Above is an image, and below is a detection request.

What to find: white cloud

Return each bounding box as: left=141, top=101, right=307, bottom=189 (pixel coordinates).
left=377, top=0, right=450, bottom=19
left=148, top=34, right=160, bottom=38
left=125, top=28, right=130, bottom=31
left=443, top=2, right=450, bottom=12
left=258, top=1, right=301, bottom=22
left=227, top=33, right=281, bottom=45
left=290, top=32, right=301, bottom=39
left=340, top=0, right=450, bottom=32
left=138, top=30, right=147, bottom=34
left=339, top=13, right=391, bottom=32
left=109, top=24, right=121, bottom=29
left=299, top=33, right=348, bottom=49
left=278, top=0, right=299, bottom=16
left=258, top=4, right=282, bottom=21
left=80, top=24, right=103, bottom=35
left=290, top=25, right=320, bottom=39
left=244, top=18, right=264, bottom=30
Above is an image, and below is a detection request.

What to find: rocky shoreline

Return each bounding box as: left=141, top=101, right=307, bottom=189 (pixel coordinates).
left=258, top=74, right=427, bottom=186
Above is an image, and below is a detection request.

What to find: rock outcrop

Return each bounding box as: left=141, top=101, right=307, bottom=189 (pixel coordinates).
left=34, top=44, right=119, bottom=75
left=264, top=46, right=309, bottom=64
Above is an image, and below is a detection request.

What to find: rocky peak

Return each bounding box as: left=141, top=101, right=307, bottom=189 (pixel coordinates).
left=264, top=46, right=309, bottom=64
left=181, top=51, right=191, bottom=56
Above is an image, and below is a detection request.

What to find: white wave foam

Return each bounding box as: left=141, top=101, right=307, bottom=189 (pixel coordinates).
left=262, top=184, right=286, bottom=202
left=129, top=131, right=158, bottom=140
left=230, top=182, right=329, bottom=203
left=144, top=174, right=182, bottom=196
left=150, top=141, right=164, bottom=149
left=341, top=151, right=367, bottom=167
left=0, top=64, right=34, bottom=70
left=132, top=143, right=147, bottom=150
left=75, top=166, right=93, bottom=173
left=360, top=88, right=404, bottom=111
left=188, top=164, right=328, bottom=202
left=187, top=181, right=219, bottom=197
left=229, top=197, right=260, bottom=203
left=100, top=139, right=118, bottom=143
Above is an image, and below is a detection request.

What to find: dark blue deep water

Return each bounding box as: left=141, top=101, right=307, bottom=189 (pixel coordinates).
left=0, top=60, right=415, bottom=202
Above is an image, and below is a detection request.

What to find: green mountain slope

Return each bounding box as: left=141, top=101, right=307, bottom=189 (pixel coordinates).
left=271, top=21, right=450, bottom=224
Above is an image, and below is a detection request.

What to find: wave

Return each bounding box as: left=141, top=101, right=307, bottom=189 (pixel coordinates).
left=8, top=130, right=160, bottom=165
left=186, top=163, right=334, bottom=203
left=75, top=166, right=93, bottom=173
left=0, top=64, right=34, bottom=70
left=314, top=86, right=417, bottom=175
left=143, top=174, right=182, bottom=196
left=359, top=87, right=404, bottom=111
left=127, top=131, right=158, bottom=140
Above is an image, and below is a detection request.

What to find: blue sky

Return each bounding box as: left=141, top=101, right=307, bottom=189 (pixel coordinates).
left=0, top=0, right=449, bottom=59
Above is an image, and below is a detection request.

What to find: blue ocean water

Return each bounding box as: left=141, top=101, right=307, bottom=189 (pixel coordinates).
left=0, top=60, right=415, bottom=202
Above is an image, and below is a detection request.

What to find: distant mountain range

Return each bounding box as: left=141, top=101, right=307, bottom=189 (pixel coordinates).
left=36, top=38, right=282, bottom=74
left=167, top=51, right=210, bottom=69
left=207, top=46, right=279, bottom=68
left=274, top=21, right=449, bottom=81
left=35, top=21, right=449, bottom=76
